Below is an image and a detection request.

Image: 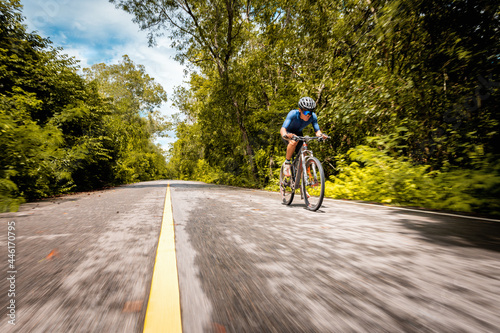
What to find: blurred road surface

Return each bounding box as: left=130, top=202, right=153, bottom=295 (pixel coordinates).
left=1, top=180, right=499, bottom=332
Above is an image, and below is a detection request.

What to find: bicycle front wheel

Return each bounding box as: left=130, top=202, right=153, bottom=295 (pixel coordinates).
left=302, top=157, right=325, bottom=211
left=279, top=163, right=294, bottom=205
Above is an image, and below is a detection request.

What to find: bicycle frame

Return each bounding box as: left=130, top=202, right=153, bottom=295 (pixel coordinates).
left=280, top=135, right=327, bottom=210
left=290, top=138, right=318, bottom=198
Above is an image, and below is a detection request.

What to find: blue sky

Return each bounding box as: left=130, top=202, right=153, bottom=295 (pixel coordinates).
left=20, top=0, right=185, bottom=150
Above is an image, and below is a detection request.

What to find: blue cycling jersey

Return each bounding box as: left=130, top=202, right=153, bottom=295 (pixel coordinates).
left=281, top=109, right=320, bottom=134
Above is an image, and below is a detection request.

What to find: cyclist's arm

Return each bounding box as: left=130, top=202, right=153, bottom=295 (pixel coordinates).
left=316, top=130, right=328, bottom=139
left=281, top=111, right=296, bottom=139
left=281, top=111, right=295, bottom=139
left=281, top=127, right=294, bottom=139
left=311, top=114, right=325, bottom=138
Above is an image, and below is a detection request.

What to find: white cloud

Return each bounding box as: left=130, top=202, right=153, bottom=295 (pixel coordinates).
left=23, top=0, right=138, bottom=39
left=60, top=47, right=92, bottom=68
left=20, top=0, right=186, bottom=150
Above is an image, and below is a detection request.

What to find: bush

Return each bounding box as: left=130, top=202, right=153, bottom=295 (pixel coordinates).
left=192, top=159, right=253, bottom=187
left=0, top=176, right=24, bottom=212
left=325, top=146, right=500, bottom=215
left=264, top=155, right=286, bottom=192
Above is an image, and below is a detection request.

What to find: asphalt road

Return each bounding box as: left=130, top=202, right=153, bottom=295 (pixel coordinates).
left=1, top=180, right=499, bottom=332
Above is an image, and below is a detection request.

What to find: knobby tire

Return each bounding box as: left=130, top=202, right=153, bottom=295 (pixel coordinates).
left=301, top=157, right=325, bottom=211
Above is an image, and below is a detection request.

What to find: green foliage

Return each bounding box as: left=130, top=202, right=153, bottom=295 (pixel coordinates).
left=326, top=146, right=500, bottom=215
left=105, top=0, right=500, bottom=215
left=0, top=1, right=169, bottom=212
left=191, top=159, right=251, bottom=187
left=135, top=0, right=500, bottom=215
left=0, top=175, right=24, bottom=212
left=0, top=86, right=72, bottom=200
left=73, top=55, right=171, bottom=189
left=327, top=146, right=436, bottom=205
left=263, top=155, right=286, bottom=193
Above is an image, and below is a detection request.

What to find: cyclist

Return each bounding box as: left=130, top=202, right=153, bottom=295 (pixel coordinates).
left=280, top=97, right=328, bottom=177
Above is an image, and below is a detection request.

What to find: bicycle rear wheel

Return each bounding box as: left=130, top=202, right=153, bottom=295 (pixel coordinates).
left=279, top=163, right=294, bottom=205
left=302, top=157, right=325, bottom=211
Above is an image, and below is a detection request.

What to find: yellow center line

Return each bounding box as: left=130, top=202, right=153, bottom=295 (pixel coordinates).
left=143, top=184, right=182, bottom=333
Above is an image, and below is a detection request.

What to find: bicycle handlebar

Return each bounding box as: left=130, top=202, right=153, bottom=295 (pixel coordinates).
left=292, top=135, right=330, bottom=142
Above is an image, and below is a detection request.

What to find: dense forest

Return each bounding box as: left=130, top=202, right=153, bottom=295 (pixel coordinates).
left=2, top=0, right=499, bottom=216
left=0, top=0, right=170, bottom=212
left=112, top=0, right=499, bottom=215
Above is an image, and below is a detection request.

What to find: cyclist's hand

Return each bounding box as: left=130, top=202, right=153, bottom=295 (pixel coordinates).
left=318, top=134, right=329, bottom=142
left=292, top=135, right=300, bottom=141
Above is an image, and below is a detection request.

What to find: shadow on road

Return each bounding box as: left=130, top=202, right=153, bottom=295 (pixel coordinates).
left=392, top=210, right=500, bottom=252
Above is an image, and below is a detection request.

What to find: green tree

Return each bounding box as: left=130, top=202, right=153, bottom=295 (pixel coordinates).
left=1, top=1, right=171, bottom=211
left=1, top=0, right=77, bottom=203
left=111, top=0, right=262, bottom=181
left=83, top=55, right=170, bottom=185
left=110, top=0, right=499, bottom=216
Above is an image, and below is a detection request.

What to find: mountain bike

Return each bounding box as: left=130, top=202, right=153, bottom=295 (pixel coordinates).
left=279, top=136, right=328, bottom=211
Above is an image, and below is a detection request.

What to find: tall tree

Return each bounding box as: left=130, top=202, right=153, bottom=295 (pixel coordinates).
left=110, top=0, right=262, bottom=181
left=83, top=55, right=170, bottom=184
left=1, top=1, right=171, bottom=211
left=1, top=0, right=76, bottom=203
left=117, top=0, right=499, bottom=188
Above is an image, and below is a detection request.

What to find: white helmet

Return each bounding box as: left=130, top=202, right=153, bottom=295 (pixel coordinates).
left=298, top=97, right=316, bottom=111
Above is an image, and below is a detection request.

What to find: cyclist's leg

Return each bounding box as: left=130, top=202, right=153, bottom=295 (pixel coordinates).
left=284, top=138, right=298, bottom=160
left=282, top=132, right=303, bottom=160
left=294, top=139, right=303, bottom=158
left=279, top=141, right=295, bottom=205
